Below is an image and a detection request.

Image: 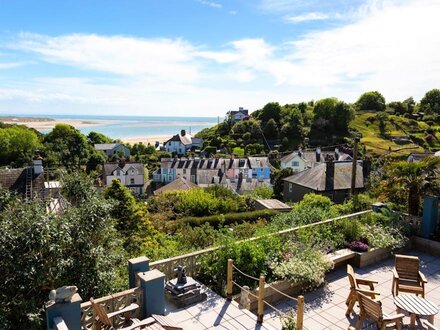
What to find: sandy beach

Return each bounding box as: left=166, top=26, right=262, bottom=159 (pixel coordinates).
left=121, top=135, right=171, bottom=145
left=1, top=117, right=114, bottom=130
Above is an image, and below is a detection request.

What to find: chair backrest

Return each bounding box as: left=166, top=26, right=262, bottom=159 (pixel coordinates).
left=357, top=291, right=383, bottom=322
left=395, top=254, right=420, bottom=281
left=90, top=298, right=112, bottom=327
left=347, top=264, right=356, bottom=289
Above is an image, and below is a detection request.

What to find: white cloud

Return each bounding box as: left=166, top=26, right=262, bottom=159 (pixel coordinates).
left=1, top=0, right=439, bottom=116
left=197, top=0, right=222, bottom=9
left=0, top=62, right=27, bottom=69
left=13, top=33, right=201, bottom=83
left=285, top=12, right=330, bottom=23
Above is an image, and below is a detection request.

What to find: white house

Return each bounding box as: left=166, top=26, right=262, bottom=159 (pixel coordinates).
left=164, top=130, right=203, bottom=155
left=229, top=107, right=250, bottom=121
left=95, top=143, right=130, bottom=158
left=103, top=162, right=146, bottom=195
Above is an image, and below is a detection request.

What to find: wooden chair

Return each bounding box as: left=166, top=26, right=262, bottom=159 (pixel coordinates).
left=355, top=291, right=404, bottom=330
left=392, top=254, right=427, bottom=297
left=422, top=320, right=439, bottom=330
left=346, top=264, right=381, bottom=316
left=90, top=298, right=155, bottom=330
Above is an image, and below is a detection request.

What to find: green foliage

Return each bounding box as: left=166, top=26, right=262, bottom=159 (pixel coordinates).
left=232, top=147, right=245, bottom=157
left=281, top=311, right=297, bottom=330
left=175, top=210, right=279, bottom=229
left=312, top=98, right=354, bottom=137
left=420, top=89, right=440, bottom=114
left=257, top=102, right=281, bottom=124
left=263, top=118, right=279, bottom=139
left=87, top=131, right=113, bottom=144
left=245, top=143, right=265, bottom=155
left=356, top=91, right=386, bottom=112
left=43, top=124, right=90, bottom=169
left=360, top=224, right=407, bottom=249
left=273, top=167, right=294, bottom=199
left=247, top=185, right=274, bottom=199
left=0, top=174, right=124, bottom=329
left=0, top=125, right=41, bottom=166
left=269, top=242, right=333, bottom=288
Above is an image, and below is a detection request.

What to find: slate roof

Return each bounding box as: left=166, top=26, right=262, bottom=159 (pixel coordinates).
left=164, top=133, right=193, bottom=146
left=158, top=157, right=271, bottom=170
left=280, top=150, right=352, bottom=165
left=248, top=157, right=270, bottom=168
left=0, top=167, right=45, bottom=196
left=153, top=177, right=198, bottom=195
left=255, top=199, right=292, bottom=211
left=95, top=143, right=120, bottom=151
left=103, top=162, right=144, bottom=176
left=283, top=162, right=364, bottom=191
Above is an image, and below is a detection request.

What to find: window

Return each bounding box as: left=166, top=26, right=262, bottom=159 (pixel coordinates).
left=168, top=175, right=173, bottom=182
left=130, top=178, right=135, bottom=185
left=191, top=175, right=196, bottom=183
left=289, top=183, right=293, bottom=193
left=292, top=161, right=299, bottom=167
left=183, top=169, right=187, bottom=174
left=116, top=170, right=121, bottom=176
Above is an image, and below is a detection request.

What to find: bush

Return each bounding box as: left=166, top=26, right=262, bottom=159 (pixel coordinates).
left=269, top=243, right=334, bottom=288
left=360, top=224, right=407, bottom=249
left=174, top=210, right=279, bottom=229
left=347, top=240, right=369, bottom=252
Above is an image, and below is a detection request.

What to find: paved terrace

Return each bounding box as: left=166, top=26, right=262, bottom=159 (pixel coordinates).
left=165, top=250, right=440, bottom=329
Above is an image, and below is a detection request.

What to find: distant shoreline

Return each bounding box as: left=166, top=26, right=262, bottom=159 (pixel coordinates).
left=1, top=117, right=115, bottom=130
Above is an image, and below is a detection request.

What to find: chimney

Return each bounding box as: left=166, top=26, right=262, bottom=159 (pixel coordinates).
left=33, top=159, right=43, bottom=176
left=325, top=157, right=335, bottom=191
left=298, top=147, right=302, bottom=157
left=316, top=147, right=321, bottom=162
left=334, top=147, right=339, bottom=160
left=362, top=159, right=371, bottom=181
left=181, top=129, right=186, bottom=136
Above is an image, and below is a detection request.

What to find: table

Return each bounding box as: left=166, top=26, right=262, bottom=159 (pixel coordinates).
left=394, top=294, right=439, bottom=329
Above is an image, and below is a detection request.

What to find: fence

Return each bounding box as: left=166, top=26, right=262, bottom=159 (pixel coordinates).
left=80, top=287, right=143, bottom=329
left=150, top=210, right=372, bottom=279
left=226, top=259, right=305, bottom=329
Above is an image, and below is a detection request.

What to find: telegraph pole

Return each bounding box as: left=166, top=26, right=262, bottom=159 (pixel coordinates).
left=351, top=137, right=360, bottom=196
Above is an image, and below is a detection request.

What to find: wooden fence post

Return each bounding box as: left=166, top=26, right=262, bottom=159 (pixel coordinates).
left=257, top=275, right=265, bottom=324
left=227, top=259, right=233, bottom=301
left=297, top=295, right=304, bottom=330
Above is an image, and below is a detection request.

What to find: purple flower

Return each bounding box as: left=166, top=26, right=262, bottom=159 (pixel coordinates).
left=348, top=241, right=369, bottom=252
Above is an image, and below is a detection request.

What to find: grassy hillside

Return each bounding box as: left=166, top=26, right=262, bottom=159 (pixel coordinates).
left=350, top=112, right=438, bottom=157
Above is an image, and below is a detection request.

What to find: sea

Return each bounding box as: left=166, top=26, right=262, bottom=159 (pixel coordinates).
left=26, top=114, right=218, bottom=139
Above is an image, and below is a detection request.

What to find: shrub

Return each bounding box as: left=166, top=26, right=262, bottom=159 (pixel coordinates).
left=360, top=224, right=407, bottom=249
left=270, top=243, right=334, bottom=288
left=174, top=210, right=279, bottom=229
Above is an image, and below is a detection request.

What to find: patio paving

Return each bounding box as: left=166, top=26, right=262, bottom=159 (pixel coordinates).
left=164, top=249, right=440, bottom=329
left=265, top=249, right=440, bottom=329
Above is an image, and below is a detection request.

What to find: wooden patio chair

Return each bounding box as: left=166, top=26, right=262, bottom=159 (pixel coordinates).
left=392, top=254, right=427, bottom=297
left=355, top=291, right=404, bottom=330
left=90, top=298, right=155, bottom=330
left=422, top=320, right=439, bottom=330
left=346, top=264, right=381, bottom=316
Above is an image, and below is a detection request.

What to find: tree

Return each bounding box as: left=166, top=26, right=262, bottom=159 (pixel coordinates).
left=43, top=124, right=90, bottom=169
left=258, top=102, right=281, bottom=124
left=420, top=89, right=440, bottom=114
left=87, top=131, right=113, bottom=145
left=263, top=118, right=279, bottom=139
left=0, top=173, right=124, bottom=328
left=313, top=98, right=354, bottom=133
left=0, top=125, right=41, bottom=166
left=383, top=157, right=440, bottom=215
left=356, top=91, right=386, bottom=112
left=388, top=101, right=408, bottom=115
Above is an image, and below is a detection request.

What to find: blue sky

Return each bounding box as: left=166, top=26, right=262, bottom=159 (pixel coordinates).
left=0, top=0, right=439, bottom=117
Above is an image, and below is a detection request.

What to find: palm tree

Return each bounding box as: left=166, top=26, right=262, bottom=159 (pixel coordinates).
left=385, top=156, right=439, bottom=215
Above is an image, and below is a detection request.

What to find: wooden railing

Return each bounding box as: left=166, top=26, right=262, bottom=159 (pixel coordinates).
left=150, top=210, right=372, bottom=279
left=80, top=287, right=143, bottom=329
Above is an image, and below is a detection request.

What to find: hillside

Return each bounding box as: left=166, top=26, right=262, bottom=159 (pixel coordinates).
left=350, top=112, right=439, bottom=157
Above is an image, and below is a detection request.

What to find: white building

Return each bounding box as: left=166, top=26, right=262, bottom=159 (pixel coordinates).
left=164, top=130, right=203, bottom=155
left=103, top=162, right=147, bottom=195
left=95, top=143, right=130, bottom=158
left=280, top=148, right=352, bottom=172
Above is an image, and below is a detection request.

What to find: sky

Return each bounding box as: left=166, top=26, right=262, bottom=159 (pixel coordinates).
left=0, top=0, right=439, bottom=117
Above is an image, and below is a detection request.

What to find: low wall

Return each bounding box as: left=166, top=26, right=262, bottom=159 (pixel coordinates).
left=413, top=236, right=440, bottom=256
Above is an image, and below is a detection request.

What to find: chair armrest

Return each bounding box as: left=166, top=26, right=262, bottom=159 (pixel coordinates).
left=107, top=303, right=140, bottom=319
left=356, top=288, right=381, bottom=299
left=384, top=313, right=405, bottom=322
left=419, top=271, right=428, bottom=283
left=392, top=268, right=399, bottom=279
left=357, top=278, right=379, bottom=285
left=422, top=319, right=439, bottom=330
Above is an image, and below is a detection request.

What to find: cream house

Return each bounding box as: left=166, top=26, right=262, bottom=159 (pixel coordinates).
left=103, top=162, right=146, bottom=195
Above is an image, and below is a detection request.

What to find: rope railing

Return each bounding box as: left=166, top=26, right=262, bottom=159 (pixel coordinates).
left=227, top=259, right=304, bottom=329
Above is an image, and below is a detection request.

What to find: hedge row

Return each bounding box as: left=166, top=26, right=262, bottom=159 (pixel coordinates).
left=174, top=209, right=279, bottom=229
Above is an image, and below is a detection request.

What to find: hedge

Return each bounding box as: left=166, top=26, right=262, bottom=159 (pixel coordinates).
left=173, top=209, right=279, bottom=229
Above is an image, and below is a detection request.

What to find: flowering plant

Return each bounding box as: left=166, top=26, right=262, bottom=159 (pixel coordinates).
left=347, top=240, right=369, bottom=252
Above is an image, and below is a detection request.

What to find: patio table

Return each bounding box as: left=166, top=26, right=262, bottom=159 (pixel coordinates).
left=394, top=294, right=439, bottom=330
